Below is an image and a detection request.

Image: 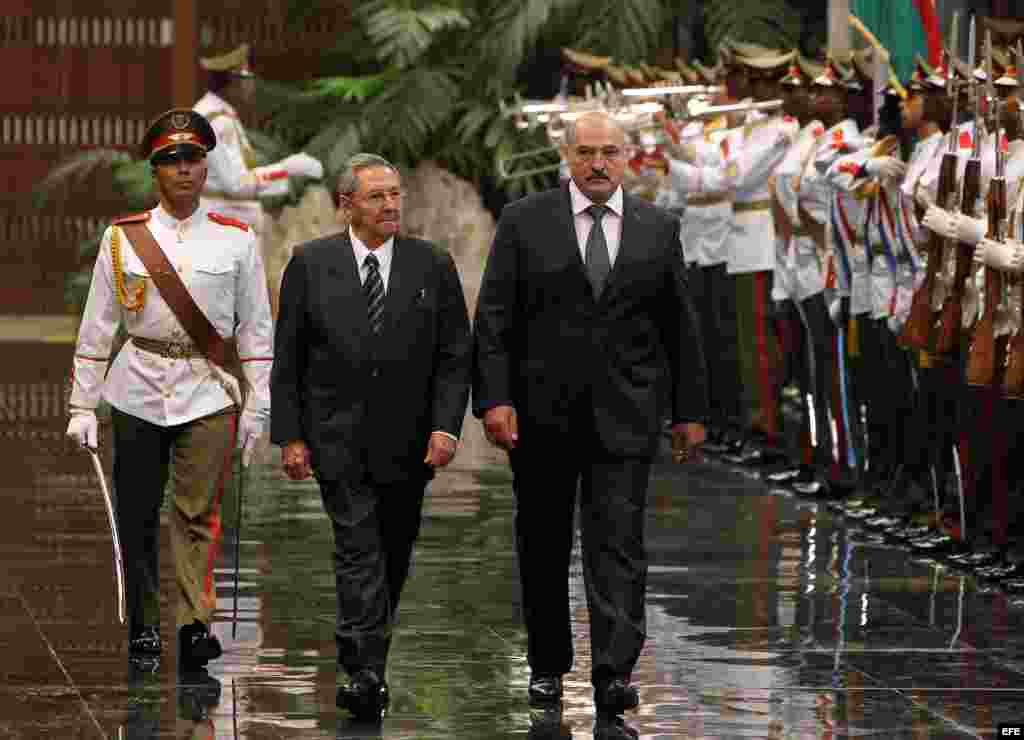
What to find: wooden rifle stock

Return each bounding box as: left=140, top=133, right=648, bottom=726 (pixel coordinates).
left=934, top=157, right=982, bottom=355
left=899, top=152, right=958, bottom=350
left=966, top=179, right=1006, bottom=387
left=1004, top=276, right=1024, bottom=397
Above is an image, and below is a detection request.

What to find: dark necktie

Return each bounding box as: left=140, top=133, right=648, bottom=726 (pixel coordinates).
left=363, top=253, right=385, bottom=335
left=585, top=204, right=611, bottom=298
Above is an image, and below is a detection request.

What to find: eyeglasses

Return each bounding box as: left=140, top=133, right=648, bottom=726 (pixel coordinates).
left=353, top=189, right=404, bottom=206
left=572, top=146, right=625, bottom=163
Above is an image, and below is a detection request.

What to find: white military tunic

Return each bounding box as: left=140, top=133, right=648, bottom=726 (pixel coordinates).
left=668, top=114, right=797, bottom=273
left=70, top=203, right=274, bottom=428
left=724, top=115, right=800, bottom=275
left=674, top=119, right=735, bottom=268
left=194, top=91, right=282, bottom=233
left=771, top=119, right=826, bottom=301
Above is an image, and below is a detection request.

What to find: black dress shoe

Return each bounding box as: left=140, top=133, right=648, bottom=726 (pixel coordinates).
left=337, top=669, right=389, bottom=720
left=594, top=679, right=639, bottom=715
left=178, top=668, right=222, bottom=722
left=179, top=621, right=222, bottom=672
left=129, top=626, right=162, bottom=656
left=594, top=714, right=639, bottom=739
left=528, top=674, right=563, bottom=704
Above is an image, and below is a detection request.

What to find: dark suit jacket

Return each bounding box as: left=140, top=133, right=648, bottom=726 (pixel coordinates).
left=271, top=232, right=471, bottom=483
left=472, top=184, right=708, bottom=458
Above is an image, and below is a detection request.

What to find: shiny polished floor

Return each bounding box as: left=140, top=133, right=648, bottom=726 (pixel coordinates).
left=4, top=341, right=1024, bottom=738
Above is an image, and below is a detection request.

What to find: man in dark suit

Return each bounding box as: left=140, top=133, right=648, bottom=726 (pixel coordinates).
left=473, top=112, right=708, bottom=716
left=271, top=153, right=471, bottom=720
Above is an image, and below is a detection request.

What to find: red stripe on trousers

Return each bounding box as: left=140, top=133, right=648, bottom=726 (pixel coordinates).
left=204, top=412, right=237, bottom=607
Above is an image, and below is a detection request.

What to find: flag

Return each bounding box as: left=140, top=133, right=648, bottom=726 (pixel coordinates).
left=851, top=0, right=942, bottom=82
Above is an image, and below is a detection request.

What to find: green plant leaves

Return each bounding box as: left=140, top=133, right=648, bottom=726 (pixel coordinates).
left=356, top=1, right=471, bottom=68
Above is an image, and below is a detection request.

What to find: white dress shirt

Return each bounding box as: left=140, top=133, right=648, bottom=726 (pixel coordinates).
left=349, top=227, right=395, bottom=290
left=569, top=178, right=623, bottom=266
left=70, top=202, right=274, bottom=427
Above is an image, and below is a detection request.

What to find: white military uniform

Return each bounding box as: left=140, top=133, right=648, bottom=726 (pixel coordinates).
left=724, top=115, right=800, bottom=275
left=772, top=119, right=826, bottom=301
left=193, top=91, right=284, bottom=233
left=674, top=118, right=735, bottom=268
left=669, top=114, right=796, bottom=273
left=814, top=120, right=871, bottom=316
left=70, top=202, right=274, bottom=426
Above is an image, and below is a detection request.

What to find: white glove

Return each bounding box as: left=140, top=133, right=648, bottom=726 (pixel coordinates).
left=864, top=156, right=907, bottom=182
left=66, top=410, right=98, bottom=449
left=953, top=213, right=987, bottom=245
left=921, top=205, right=960, bottom=240
left=976, top=238, right=1024, bottom=273
left=236, top=409, right=265, bottom=468
left=279, top=152, right=324, bottom=180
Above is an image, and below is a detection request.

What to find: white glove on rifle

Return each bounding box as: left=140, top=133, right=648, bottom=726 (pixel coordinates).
left=975, top=238, right=1024, bottom=274
left=66, top=409, right=98, bottom=449
left=279, top=152, right=324, bottom=180
left=864, top=156, right=907, bottom=182
left=921, top=205, right=987, bottom=245
left=236, top=409, right=266, bottom=468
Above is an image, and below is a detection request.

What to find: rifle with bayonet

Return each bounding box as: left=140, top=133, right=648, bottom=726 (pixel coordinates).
left=934, top=14, right=982, bottom=356
left=967, top=30, right=1007, bottom=387
left=1003, top=43, right=1024, bottom=397
left=900, top=22, right=962, bottom=350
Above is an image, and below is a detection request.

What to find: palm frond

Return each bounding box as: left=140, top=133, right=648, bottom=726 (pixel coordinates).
left=33, top=149, right=132, bottom=207
left=705, top=1, right=802, bottom=55
left=362, top=66, right=461, bottom=163
left=356, top=1, right=471, bottom=68
left=577, top=0, right=665, bottom=64
left=325, top=123, right=366, bottom=176
left=476, top=0, right=578, bottom=82
left=244, top=129, right=294, bottom=166
left=305, top=72, right=396, bottom=103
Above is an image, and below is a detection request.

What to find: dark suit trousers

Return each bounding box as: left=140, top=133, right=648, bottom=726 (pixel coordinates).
left=317, top=474, right=426, bottom=678
left=691, top=263, right=741, bottom=428
left=509, top=412, right=651, bottom=687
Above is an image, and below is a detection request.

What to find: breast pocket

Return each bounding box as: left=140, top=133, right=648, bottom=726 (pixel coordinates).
left=189, top=256, right=235, bottom=326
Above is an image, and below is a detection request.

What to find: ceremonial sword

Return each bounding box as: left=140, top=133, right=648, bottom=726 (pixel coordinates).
left=232, top=448, right=245, bottom=640
left=86, top=446, right=126, bottom=625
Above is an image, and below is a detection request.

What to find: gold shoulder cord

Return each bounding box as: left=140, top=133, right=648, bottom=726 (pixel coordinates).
left=109, top=225, right=146, bottom=311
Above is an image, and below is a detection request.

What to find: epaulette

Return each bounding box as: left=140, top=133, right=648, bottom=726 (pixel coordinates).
left=208, top=212, right=250, bottom=232
left=113, top=212, right=150, bottom=225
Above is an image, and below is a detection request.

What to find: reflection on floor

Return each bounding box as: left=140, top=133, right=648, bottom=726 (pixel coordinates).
left=2, top=341, right=1023, bottom=738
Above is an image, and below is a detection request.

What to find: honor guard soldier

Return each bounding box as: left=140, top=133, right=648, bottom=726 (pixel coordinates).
left=721, top=49, right=799, bottom=461
left=766, top=57, right=833, bottom=490
left=194, top=44, right=323, bottom=234
left=65, top=109, right=275, bottom=670
left=661, top=66, right=741, bottom=449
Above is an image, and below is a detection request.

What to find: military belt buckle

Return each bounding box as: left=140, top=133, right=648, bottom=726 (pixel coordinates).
left=166, top=339, right=192, bottom=359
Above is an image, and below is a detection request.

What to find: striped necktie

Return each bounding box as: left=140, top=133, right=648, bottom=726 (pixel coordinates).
left=363, top=253, right=385, bottom=335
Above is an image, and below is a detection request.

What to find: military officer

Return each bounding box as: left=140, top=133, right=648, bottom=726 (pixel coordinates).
left=65, top=109, right=274, bottom=670
left=193, top=44, right=323, bottom=234
left=661, top=69, right=741, bottom=448
left=765, top=57, right=832, bottom=488
left=721, top=50, right=799, bottom=461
